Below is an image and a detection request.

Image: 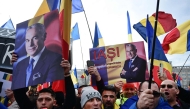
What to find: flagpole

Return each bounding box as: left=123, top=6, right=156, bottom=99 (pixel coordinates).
left=80, top=1, right=94, bottom=44
left=148, top=0, right=160, bottom=89
left=177, top=54, right=190, bottom=81
left=79, top=40, right=87, bottom=84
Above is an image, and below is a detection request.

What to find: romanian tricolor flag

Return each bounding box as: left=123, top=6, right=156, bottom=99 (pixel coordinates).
left=52, top=0, right=71, bottom=93
left=34, top=0, right=72, bottom=93
left=162, top=20, right=190, bottom=54
left=2, top=73, right=12, bottom=81
left=93, top=22, right=105, bottom=48
left=146, top=16, right=173, bottom=85
left=133, top=11, right=177, bottom=41
left=127, top=11, right=132, bottom=42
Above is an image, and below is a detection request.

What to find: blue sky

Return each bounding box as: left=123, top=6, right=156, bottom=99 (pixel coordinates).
left=0, top=0, right=190, bottom=69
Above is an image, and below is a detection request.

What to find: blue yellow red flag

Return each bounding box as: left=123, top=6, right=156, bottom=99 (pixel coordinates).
left=162, top=20, right=190, bottom=54
left=133, top=11, right=177, bottom=41
left=146, top=15, right=173, bottom=85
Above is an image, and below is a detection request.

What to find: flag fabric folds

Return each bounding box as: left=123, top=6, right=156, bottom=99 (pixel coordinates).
left=71, top=22, right=80, bottom=40
left=146, top=16, right=173, bottom=85
left=133, top=11, right=177, bottom=41
left=72, top=0, right=84, bottom=14
left=71, top=67, right=79, bottom=88
left=127, top=11, right=133, bottom=42
left=1, top=19, right=15, bottom=30
left=162, top=20, right=190, bottom=54
left=52, top=0, right=72, bottom=93
left=34, top=0, right=50, bottom=17
left=93, top=22, right=105, bottom=48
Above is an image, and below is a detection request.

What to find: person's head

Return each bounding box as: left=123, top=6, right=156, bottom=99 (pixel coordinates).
left=81, top=86, right=102, bottom=109
left=160, top=80, right=179, bottom=103
left=25, top=23, right=46, bottom=57
left=102, top=85, right=117, bottom=108
left=122, top=83, right=136, bottom=98
left=36, top=88, right=56, bottom=109
left=125, top=43, right=137, bottom=59
left=78, top=85, right=90, bottom=98
left=138, top=81, right=160, bottom=109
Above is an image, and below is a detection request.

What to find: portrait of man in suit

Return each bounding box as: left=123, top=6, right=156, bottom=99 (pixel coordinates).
left=120, top=43, right=146, bottom=82
left=12, top=23, right=64, bottom=89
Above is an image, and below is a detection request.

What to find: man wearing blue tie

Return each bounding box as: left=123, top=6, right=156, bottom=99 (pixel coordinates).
left=12, top=23, right=64, bottom=89
left=120, top=43, right=146, bottom=82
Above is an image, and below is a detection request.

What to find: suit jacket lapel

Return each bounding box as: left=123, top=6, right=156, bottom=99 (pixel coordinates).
left=28, top=48, right=47, bottom=85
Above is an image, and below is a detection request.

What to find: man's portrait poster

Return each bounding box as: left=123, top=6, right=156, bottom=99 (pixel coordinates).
left=89, top=41, right=148, bottom=86
left=12, top=10, right=64, bottom=90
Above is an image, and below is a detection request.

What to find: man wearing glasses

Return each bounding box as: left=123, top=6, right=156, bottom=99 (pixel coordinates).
left=121, top=80, right=172, bottom=109
left=160, top=80, right=189, bottom=109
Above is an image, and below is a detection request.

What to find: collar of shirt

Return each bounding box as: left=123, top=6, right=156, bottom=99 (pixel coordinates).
left=131, top=55, right=137, bottom=63
left=29, top=46, right=45, bottom=68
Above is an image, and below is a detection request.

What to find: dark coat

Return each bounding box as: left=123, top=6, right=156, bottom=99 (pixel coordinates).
left=13, top=75, right=76, bottom=109
left=12, top=48, right=64, bottom=89
left=120, top=56, right=146, bottom=82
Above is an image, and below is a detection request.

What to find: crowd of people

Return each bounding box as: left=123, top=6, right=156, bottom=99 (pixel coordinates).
left=0, top=53, right=190, bottom=109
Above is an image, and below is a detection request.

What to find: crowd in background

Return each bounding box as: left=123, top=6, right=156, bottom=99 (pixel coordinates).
left=0, top=54, right=190, bottom=109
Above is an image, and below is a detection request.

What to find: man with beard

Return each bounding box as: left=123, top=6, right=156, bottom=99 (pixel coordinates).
left=101, top=85, right=119, bottom=109
left=160, top=80, right=189, bottom=109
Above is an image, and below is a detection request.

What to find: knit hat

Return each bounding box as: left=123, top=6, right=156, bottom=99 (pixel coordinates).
left=80, top=86, right=102, bottom=108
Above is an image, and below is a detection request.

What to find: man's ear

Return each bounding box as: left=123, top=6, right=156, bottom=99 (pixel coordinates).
left=176, top=88, right=179, bottom=95
left=53, top=100, right=57, bottom=106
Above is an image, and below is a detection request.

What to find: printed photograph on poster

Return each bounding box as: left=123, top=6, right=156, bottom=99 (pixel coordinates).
left=120, top=42, right=147, bottom=82
left=12, top=10, right=64, bottom=90
left=89, top=41, right=148, bottom=86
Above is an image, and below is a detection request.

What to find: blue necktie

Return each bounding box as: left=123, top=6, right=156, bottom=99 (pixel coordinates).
left=26, top=58, right=35, bottom=86
left=129, top=60, right=132, bottom=68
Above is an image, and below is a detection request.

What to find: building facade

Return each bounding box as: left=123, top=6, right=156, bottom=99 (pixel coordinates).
left=172, top=66, right=190, bottom=89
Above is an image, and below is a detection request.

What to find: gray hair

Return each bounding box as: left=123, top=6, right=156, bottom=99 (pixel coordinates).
left=26, top=23, right=46, bottom=40
left=126, top=43, right=136, bottom=50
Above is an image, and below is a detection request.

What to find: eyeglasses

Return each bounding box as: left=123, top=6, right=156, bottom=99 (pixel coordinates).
left=139, top=90, right=160, bottom=98
left=160, top=84, right=173, bottom=89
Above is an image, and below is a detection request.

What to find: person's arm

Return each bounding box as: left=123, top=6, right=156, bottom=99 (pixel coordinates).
left=64, top=75, right=76, bottom=109
left=5, top=89, right=15, bottom=104
left=88, top=66, right=105, bottom=94
left=13, top=87, right=34, bottom=109
left=96, top=78, right=105, bottom=95
left=114, top=81, right=123, bottom=98
left=11, top=53, right=34, bottom=109
left=60, top=59, right=76, bottom=109
left=178, top=86, right=190, bottom=103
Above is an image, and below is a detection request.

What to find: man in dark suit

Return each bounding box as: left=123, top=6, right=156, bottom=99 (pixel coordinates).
left=12, top=23, right=64, bottom=89
left=120, top=43, right=146, bottom=82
